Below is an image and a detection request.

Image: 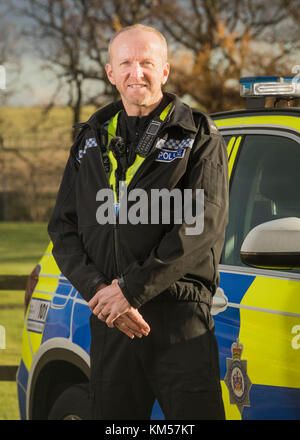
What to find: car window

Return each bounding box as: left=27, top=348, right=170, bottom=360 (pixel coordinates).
left=221, top=133, right=300, bottom=272
left=222, top=135, right=232, bottom=148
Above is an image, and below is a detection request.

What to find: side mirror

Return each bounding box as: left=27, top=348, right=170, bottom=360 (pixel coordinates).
left=240, top=217, right=300, bottom=269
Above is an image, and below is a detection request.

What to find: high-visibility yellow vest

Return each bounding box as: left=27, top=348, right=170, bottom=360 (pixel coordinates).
left=106, top=102, right=173, bottom=203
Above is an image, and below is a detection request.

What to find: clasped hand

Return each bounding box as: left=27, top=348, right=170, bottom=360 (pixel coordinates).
left=88, top=279, right=150, bottom=339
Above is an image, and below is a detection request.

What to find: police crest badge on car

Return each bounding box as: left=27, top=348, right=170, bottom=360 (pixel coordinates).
left=224, top=339, right=252, bottom=415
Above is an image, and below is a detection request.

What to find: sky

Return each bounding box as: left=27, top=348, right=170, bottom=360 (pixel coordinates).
left=1, top=1, right=299, bottom=107
left=4, top=57, right=58, bottom=106
left=0, top=1, right=66, bottom=107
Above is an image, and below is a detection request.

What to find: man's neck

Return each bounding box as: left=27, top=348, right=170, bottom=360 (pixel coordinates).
left=123, top=95, right=164, bottom=117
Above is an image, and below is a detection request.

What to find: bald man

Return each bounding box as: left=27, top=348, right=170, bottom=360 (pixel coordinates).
left=48, top=24, right=228, bottom=420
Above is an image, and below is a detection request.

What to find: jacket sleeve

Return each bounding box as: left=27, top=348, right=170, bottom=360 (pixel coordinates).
left=47, top=138, right=108, bottom=303
left=120, top=117, right=229, bottom=308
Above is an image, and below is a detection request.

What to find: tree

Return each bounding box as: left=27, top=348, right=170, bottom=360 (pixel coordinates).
left=14, top=0, right=158, bottom=134
left=11, top=0, right=300, bottom=117
left=0, top=5, right=21, bottom=106
left=0, top=6, right=21, bottom=220
left=153, top=0, right=300, bottom=111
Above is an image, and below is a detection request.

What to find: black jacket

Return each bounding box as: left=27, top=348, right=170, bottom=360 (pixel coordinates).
left=48, top=93, right=229, bottom=309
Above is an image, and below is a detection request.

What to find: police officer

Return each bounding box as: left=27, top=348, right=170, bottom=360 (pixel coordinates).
left=48, top=24, right=229, bottom=420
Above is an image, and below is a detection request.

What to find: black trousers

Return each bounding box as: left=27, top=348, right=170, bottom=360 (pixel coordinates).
left=89, top=299, right=225, bottom=420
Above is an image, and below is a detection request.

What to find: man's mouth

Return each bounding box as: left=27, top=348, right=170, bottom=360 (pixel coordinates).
left=128, top=84, right=147, bottom=88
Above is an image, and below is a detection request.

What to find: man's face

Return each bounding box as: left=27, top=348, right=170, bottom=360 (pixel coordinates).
left=105, top=30, right=170, bottom=115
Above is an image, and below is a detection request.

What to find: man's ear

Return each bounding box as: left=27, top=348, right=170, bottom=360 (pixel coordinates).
left=105, top=63, right=116, bottom=85
left=161, top=62, right=170, bottom=86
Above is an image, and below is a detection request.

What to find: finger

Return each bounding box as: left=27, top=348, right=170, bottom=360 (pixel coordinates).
left=92, top=301, right=104, bottom=316
left=97, top=310, right=107, bottom=323
left=106, top=311, right=120, bottom=328
left=120, top=315, right=144, bottom=337
left=126, top=308, right=148, bottom=324
left=115, top=321, right=135, bottom=339
left=105, top=302, right=130, bottom=327
left=116, top=318, right=144, bottom=338
left=88, top=295, right=99, bottom=311
left=98, top=304, right=114, bottom=322
left=126, top=309, right=150, bottom=334
left=121, top=310, right=149, bottom=334
left=125, top=317, right=149, bottom=336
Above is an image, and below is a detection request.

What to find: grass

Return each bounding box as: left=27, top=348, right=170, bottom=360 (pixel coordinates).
left=0, top=222, right=49, bottom=275
left=0, top=382, right=21, bottom=420
left=0, top=222, right=49, bottom=420
left=0, top=292, right=24, bottom=421
left=0, top=291, right=25, bottom=364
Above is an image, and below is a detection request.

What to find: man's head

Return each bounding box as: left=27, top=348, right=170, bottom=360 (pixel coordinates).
left=105, top=24, right=170, bottom=116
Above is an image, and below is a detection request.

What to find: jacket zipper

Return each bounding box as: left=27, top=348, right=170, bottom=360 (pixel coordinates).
left=113, top=172, right=125, bottom=278
left=93, top=125, right=121, bottom=277
left=113, top=222, right=121, bottom=276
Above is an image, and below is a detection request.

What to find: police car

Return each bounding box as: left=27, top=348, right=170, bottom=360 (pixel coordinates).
left=16, top=76, right=300, bottom=420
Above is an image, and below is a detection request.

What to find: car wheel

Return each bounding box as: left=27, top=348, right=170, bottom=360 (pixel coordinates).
left=48, top=383, right=91, bottom=420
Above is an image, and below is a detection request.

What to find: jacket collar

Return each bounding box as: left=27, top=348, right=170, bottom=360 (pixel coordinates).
left=87, top=100, right=124, bottom=128
left=163, top=92, right=198, bottom=134
left=82, top=92, right=197, bottom=134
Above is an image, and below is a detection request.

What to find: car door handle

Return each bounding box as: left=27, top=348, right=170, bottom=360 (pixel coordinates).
left=211, top=287, right=228, bottom=315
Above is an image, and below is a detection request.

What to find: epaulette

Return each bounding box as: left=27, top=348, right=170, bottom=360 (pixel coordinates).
left=70, top=101, right=124, bottom=167
left=192, top=108, right=220, bottom=136
left=70, top=123, right=93, bottom=166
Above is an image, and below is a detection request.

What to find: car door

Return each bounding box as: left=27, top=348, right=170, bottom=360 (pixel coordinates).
left=214, top=129, right=300, bottom=420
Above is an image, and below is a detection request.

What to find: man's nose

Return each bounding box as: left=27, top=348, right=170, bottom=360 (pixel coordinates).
left=130, top=62, right=144, bottom=80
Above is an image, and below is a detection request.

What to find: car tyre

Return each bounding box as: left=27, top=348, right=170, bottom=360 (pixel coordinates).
left=48, top=383, right=91, bottom=420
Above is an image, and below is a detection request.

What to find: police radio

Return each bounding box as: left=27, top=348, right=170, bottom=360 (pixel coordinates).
left=135, top=120, right=163, bottom=157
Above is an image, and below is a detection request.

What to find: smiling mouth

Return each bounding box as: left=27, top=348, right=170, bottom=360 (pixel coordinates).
left=128, top=84, right=147, bottom=88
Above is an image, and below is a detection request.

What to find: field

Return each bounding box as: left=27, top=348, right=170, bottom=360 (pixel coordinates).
left=0, top=105, right=98, bottom=222
left=0, top=222, right=49, bottom=420
left=0, top=105, right=97, bottom=141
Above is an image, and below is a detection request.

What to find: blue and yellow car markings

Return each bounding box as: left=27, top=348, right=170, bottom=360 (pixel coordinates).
left=239, top=276, right=300, bottom=389
left=216, top=268, right=300, bottom=419
left=216, top=112, right=300, bottom=418
left=18, top=258, right=91, bottom=420
left=216, top=272, right=255, bottom=419
left=21, top=242, right=76, bottom=373
left=215, top=111, right=300, bottom=418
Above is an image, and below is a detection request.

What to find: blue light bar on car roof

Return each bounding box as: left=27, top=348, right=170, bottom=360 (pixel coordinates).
left=240, top=76, right=300, bottom=98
